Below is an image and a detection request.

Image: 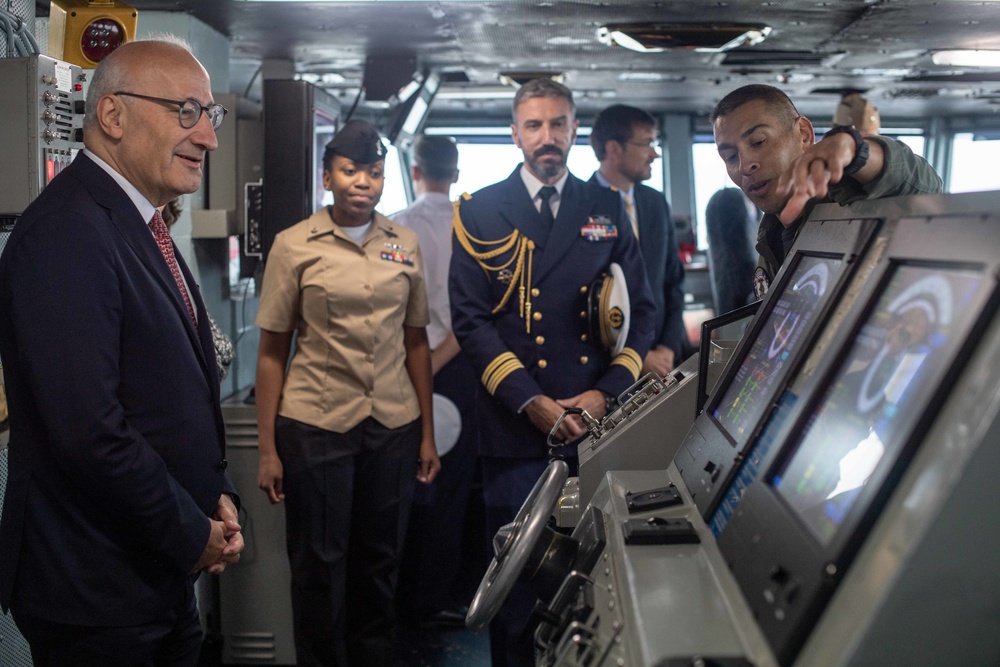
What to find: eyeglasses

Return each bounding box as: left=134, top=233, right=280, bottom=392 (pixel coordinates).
left=114, top=91, right=228, bottom=131
left=626, top=139, right=660, bottom=151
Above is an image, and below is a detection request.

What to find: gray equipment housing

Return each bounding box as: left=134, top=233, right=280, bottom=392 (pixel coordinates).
left=533, top=192, right=1000, bottom=666
left=0, top=55, right=85, bottom=219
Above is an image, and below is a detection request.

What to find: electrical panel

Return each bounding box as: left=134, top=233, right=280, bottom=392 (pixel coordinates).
left=0, top=55, right=87, bottom=222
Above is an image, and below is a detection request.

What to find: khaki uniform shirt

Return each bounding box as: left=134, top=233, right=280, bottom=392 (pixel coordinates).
left=257, top=208, right=430, bottom=432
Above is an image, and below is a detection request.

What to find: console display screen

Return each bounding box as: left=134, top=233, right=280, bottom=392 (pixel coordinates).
left=772, top=265, right=983, bottom=545
left=713, top=255, right=842, bottom=440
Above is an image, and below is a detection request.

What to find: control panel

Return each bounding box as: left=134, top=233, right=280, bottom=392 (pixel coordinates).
left=0, top=55, right=87, bottom=220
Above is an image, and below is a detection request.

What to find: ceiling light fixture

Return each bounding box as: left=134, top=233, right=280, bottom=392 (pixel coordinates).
left=497, top=72, right=566, bottom=88
left=436, top=88, right=516, bottom=101
left=932, top=50, right=1000, bottom=67
left=597, top=23, right=771, bottom=54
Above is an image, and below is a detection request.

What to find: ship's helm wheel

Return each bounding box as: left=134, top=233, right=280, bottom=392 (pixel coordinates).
left=465, top=459, right=569, bottom=631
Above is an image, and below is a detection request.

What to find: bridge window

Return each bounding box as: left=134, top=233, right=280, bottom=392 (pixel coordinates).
left=949, top=132, right=1000, bottom=193
left=425, top=130, right=664, bottom=202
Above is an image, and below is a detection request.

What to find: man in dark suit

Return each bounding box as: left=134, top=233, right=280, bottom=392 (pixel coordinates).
left=0, top=39, right=243, bottom=665
left=590, top=104, right=688, bottom=375
left=450, top=78, right=655, bottom=666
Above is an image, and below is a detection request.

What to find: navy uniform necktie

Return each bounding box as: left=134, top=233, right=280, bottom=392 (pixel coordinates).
left=538, top=185, right=556, bottom=233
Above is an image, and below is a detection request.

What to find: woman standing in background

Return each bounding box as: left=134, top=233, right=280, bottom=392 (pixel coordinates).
left=254, top=120, right=439, bottom=666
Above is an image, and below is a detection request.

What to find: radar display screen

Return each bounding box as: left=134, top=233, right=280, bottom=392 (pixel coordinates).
left=771, top=265, right=983, bottom=545
left=712, top=255, right=842, bottom=440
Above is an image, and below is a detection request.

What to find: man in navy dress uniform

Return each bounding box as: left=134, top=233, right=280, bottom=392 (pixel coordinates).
left=449, top=78, right=655, bottom=667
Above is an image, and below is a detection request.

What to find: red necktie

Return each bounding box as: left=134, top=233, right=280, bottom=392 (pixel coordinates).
left=149, top=210, right=197, bottom=326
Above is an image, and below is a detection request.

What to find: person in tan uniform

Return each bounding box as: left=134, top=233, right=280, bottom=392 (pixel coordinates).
left=255, top=119, right=440, bottom=667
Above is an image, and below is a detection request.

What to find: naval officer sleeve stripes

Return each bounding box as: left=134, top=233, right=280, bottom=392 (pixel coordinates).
left=482, top=351, right=525, bottom=395
left=610, top=347, right=643, bottom=380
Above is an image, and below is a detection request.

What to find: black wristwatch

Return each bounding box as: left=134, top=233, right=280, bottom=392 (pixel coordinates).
left=824, top=125, right=870, bottom=176
left=600, top=390, right=618, bottom=415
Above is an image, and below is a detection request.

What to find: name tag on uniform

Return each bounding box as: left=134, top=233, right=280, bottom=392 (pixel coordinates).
left=581, top=216, right=618, bottom=242
left=381, top=250, right=414, bottom=266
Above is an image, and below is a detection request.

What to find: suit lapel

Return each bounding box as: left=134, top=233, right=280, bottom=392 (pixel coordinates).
left=534, top=174, right=592, bottom=283
left=634, top=188, right=654, bottom=243
left=496, top=167, right=547, bottom=245
left=73, top=155, right=213, bottom=382
left=177, top=253, right=220, bottom=393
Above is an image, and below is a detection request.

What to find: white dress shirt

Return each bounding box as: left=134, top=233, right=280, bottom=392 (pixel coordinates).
left=391, top=192, right=455, bottom=349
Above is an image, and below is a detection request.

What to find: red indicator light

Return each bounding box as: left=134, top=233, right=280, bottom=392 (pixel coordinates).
left=75, top=84, right=83, bottom=92
left=80, top=18, right=126, bottom=64
left=47, top=159, right=55, bottom=184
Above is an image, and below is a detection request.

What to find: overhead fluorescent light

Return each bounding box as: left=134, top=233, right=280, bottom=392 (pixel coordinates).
left=618, top=72, right=686, bottom=83
left=599, top=29, right=661, bottom=54
left=498, top=72, right=566, bottom=88
left=597, top=23, right=771, bottom=54
left=932, top=50, right=1000, bottom=67
left=436, top=88, right=516, bottom=101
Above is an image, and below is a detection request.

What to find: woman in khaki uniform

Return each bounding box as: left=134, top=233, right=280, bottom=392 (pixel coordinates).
left=255, top=120, right=440, bottom=667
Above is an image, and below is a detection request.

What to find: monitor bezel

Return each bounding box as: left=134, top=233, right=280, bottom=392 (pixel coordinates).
left=677, top=216, right=881, bottom=520
left=716, top=212, right=1000, bottom=665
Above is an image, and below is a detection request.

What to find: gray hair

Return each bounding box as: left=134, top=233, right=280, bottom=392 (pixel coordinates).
left=512, top=78, right=575, bottom=121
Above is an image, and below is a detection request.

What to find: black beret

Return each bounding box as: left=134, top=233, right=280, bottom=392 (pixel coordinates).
left=326, top=119, right=387, bottom=164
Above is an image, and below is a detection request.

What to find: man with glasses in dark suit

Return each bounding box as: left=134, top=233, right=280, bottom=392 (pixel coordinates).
left=0, top=38, right=242, bottom=665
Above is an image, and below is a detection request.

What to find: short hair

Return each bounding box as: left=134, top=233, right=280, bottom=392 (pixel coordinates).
left=411, top=135, right=459, bottom=181
left=589, top=104, right=657, bottom=161
left=84, top=36, right=193, bottom=130
left=512, top=78, right=575, bottom=121
left=710, top=84, right=800, bottom=128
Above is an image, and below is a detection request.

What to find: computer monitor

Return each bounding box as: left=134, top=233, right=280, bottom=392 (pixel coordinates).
left=711, top=254, right=842, bottom=438
left=676, top=217, right=881, bottom=519
left=716, top=213, right=1000, bottom=665
left=773, top=266, right=982, bottom=544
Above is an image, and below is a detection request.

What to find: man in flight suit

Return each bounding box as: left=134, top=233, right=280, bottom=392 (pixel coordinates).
left=449, top=77, right=655, bottom=667
left=712, top=84, right=942, bottom=298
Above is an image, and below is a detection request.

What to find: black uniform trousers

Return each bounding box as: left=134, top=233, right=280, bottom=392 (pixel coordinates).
left=397, top=353, right=480, bottom=619
left=276, top=415, right=421, bottom=667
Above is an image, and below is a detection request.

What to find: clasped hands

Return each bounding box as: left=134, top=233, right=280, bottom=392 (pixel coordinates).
left=525, top=389, right=606, bottom=444
left=192, top=493, right=244, bottom=575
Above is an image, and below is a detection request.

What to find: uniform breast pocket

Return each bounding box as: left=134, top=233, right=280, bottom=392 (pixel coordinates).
left=576, top=235, right=616, bottom=260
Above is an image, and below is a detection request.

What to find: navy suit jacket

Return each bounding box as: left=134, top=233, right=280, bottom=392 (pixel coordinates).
left=0, top=153, right=235, bottom=625
left=450, top=167, right=655, bottom=459
left=590, top=175, right=687, bottom=359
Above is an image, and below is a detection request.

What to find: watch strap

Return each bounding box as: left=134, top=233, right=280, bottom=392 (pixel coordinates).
left=824, top=124, right=870, bottom=176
